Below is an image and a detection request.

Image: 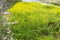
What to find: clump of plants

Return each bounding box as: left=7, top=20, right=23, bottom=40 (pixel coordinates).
left=8, top=2, right=60, bottom=40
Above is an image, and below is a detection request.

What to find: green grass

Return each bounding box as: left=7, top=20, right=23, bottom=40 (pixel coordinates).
left=8, top=2, right=60, bottom=40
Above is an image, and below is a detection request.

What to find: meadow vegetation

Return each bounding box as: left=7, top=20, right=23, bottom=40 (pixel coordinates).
left=8, top=2, right=60, bottom=40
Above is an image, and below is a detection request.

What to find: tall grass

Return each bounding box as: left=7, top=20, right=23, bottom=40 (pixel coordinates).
left=8, top=2, right=60, bottom=40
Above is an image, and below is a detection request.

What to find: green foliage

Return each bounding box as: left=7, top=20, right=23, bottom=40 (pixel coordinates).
left=8, top=2, right=60, bottom=40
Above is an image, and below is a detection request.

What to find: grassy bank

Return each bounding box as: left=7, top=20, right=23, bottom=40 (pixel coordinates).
left=8, top=2, right=60, bottom=40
